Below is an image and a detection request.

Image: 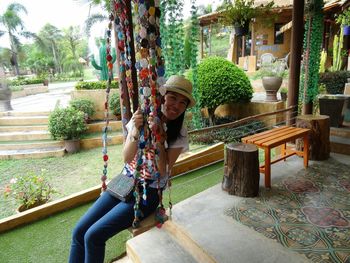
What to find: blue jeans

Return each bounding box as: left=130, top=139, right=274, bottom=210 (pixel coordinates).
left=69, top=187, right=160, bottom=263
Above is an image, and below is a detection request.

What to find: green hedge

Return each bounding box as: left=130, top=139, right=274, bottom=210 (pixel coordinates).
left=75, top=80, right=119, bottom=90
left=9, top=76, right=45, bottom=86
left=319, top=71, right=350, bottom=94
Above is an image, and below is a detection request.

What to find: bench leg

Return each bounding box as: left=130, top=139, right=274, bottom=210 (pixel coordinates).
left=303, top=134, right=309, bottom=168
left=281, top=143, right=287, bottom=161
left=264, top=147, right=271, bottom=188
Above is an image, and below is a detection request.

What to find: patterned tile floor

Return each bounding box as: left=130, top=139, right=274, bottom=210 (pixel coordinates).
left=226, top=159, right=350, bottom=263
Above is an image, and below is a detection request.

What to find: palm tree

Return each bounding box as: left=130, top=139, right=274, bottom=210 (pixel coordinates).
left=0, top=3, right=37, bottom=76
left=38, top=24, right=63, bottom=74
left=79, top=0, right=111, bottom=37
left=61, top=26, right=85, bottom=76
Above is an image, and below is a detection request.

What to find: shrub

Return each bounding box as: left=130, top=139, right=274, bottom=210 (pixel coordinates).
left=319, top=71, right=350, bottom=94
left=197, top=56, right=253, bottom=124
left=9, top=76, right=45, bottom=86
left=190, top=120, right=266, bottom=144
left=69, top=98, right=95, bottom=119
left=75, top=80, right=119, bottom=90
left=48, top=106, right=87, bottom=140
left=108, top=93, right=121, bottom=116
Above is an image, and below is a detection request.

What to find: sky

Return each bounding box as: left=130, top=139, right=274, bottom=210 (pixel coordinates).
left=0, top=0, right=221, bottom=51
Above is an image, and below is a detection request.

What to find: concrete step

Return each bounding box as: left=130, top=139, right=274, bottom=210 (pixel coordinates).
left=127, top=224, right=199, bottom=263
left=0, top=121, right=122, bottom=133
left=0, top=134, right=124, bottom=159
left=0, top=140, right=64, bottom=150
left=0, top=131, right=50, bottom=141
left=168, top=184, right=308, bottom=263
left=0, top=125, right=48, bottom=132
left=113, top=255, right=132, bottom=263
left=330, top=135, right=350, bottom=155
left=0, top=147, right=65, bottom=160
left=330, top=126, right=350, bottom=138
left=0, top=111, right=50, bottom=117
left=0, top=116, right=49, bottom=125
left=87, top=121, right=122, bottom=133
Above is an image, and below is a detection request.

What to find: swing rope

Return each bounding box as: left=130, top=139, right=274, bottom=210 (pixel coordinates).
left=102, top=0, right=169, bottom=229
left=101, top=14, right=114, bottom=192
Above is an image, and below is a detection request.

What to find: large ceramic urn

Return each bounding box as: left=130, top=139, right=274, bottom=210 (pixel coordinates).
left=262, top=76, right=283, bottom=102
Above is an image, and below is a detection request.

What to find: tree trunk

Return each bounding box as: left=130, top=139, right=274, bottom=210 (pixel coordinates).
left=296, top=114, right=330, bottom=160
left=222, top=143, right=260, bottom=197
left=208, top=108, right=215, bottom=126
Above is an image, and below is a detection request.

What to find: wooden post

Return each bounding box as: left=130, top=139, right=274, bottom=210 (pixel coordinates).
left=251, top=21, right=255, bottom=56
left=200, top=27, right=204, bottom=59
left=222, top=143, right=260, bottom=197
left=296, top=114, right=330, bottom=160
left=242, top=35, right=246, bottom=57
left=287, top=0, right=304, bottom=125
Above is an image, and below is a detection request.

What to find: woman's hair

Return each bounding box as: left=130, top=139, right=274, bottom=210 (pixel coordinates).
left=166, top=112, right=185, bottom=144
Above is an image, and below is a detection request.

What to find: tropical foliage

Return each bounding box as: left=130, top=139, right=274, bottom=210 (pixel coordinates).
left=160, top=0, right=185, bottom=76
left=0, top=2, right=89, bottom=79
left=299, top=0, right=324, bottom=112
left=0, top=3, right=38, bottom=75
left=218, top=0, right=274, bottom=27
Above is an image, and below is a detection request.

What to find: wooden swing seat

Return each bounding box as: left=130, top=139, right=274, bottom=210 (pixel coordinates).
left=128, top=211, right=168, bottom=237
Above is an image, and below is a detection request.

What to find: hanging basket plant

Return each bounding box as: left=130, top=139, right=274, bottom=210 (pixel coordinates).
left=336, top=7, right=350, bottom=35
left=218, top=0, right=274, bottom=36
left=233, top=22, right=250, bottom=36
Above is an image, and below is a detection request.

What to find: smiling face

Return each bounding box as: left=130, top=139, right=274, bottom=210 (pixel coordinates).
left=163, top=91, right=189, bottom=120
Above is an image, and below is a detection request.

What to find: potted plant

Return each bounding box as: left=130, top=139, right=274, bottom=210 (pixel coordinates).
left=258, top=61, right=287, bottom=102
left=219, top=0, right=274, bottom=36
left=336, top=7, right=350, bottom=36
left=69, top=98, right=95, bottom=123
left=3, top=169, right=56, bottom=212
left=48, top=106, right=88, bottom=153
left=279, top=87, right=288, bottom=101
left=108, top=93, right=121, bottom=120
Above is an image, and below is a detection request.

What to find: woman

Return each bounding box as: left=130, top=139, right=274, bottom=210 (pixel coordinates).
left=69, top=75, right=195, bottom=263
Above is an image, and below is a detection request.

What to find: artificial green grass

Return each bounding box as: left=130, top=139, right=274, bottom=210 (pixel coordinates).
left=0, top=144, right=214, bottom=219
left=0, top=145, right=126, bottom=219
left=0, top=162, right=224, bottom=263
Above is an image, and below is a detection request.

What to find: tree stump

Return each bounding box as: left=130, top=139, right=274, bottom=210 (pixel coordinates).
left=296, top=114, right=330, bottom=160
left=222, top=143, right=260, bottom=197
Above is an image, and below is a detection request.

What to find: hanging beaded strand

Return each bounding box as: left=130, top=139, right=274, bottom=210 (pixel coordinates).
left=114, top=0, right=135, bottom=140
left=101, top=14, right=115, bottom=192
left=133, top=0, right=167, bottom=227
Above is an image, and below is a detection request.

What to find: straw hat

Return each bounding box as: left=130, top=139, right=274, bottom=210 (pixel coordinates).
left=163, top=75, right=196, bottom=108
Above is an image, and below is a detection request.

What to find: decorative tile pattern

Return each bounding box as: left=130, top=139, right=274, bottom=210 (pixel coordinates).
left=226, top=159, right=350, bottom=262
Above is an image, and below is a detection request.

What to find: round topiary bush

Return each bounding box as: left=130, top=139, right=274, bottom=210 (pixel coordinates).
left=108, top=93, right=121, bottom=117
left=69, top=98, right=95, bottom=121
left=197, top=56, right=253, bottom=124
left=48, top=107, right=87, bottom=140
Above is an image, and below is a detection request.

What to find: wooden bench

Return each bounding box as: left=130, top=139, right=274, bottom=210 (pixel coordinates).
left=242, top=126, right=310, bottom=188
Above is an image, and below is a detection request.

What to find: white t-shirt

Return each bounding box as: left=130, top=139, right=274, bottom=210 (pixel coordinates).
left=125, top=120, right=189, bottom=188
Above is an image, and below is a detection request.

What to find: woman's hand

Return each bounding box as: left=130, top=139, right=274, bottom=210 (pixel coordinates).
left=131, top=108, right=143, bottom=137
